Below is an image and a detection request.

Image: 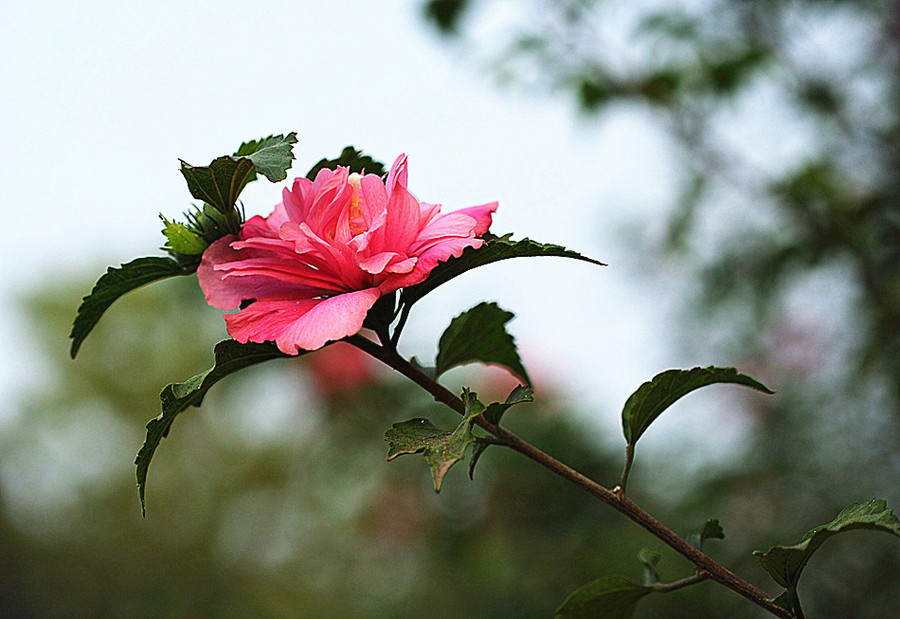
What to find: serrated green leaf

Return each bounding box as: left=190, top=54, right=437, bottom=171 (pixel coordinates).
left=306, top=146, right=386, bottom=180
left=179, top=155, right=255, bottom=220
left=384, top=389, right=483, bottom=492
left=400, top=233, right=605, bottom=309
left=754, top=499, right=900, bottom=590
left=435, top=302, right=530, bottom=384
left=555, top=575, right=652, bottom=619
left=622, top=366, right=773, bottom=446
left=687, top=518, right=725, bottom=550
left=70, top=257, right=190, bottom=358
left=135, top=340, right=291, bottom=514
left=483, top=384, right=534, bottom=426
left=234, top=132, right=298, bottom=182
left=160, top=216, right=209, bottom=255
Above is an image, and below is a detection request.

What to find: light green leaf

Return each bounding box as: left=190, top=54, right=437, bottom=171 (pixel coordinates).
left=637, top=548, right=662, bottom=585
left=234, top=132, right=298, bottom=182
left=400, top=233, right=605, bottom=309
left=135, top=340, right=291, bottom=514
left=622, top=366, right=773, bottom=446
left=435, top=302, right=530, bottom=384
left=753, top=499, right=900, bottom=614
left=384, top=389, right=483, bottom=492
left=306, top=146, right=386, bottom=180
left=70, top=257, right=190, bottom=358
left=555, top=575, right=652, bottom=619
left=483, top=384, right=534, bottom=426
left=687, top=518, right=725, bottom=551
left=160, top=216, right=209, bottom=255
left=179, top=155, right=255, bottom=220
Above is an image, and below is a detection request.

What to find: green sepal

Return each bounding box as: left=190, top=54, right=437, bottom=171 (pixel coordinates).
left=435, top=302, right=530, bottom=384
left=70, top=257, right=191, bottom=358
left=160, top=215, right=209, bottom=255
left=555, top=575, right=652, bottom=619
left=384, top=388, right=484, bottom=492
left=622, top=366, right=773, bottom=446
left=686, top=518, right=725, bottom=551
left=306, top=146, right=387, bottom=180
left=233, top=132, right=298, bottom=182
left=135, top=340, right=292, bottom=515
left=400, top=233, right=605, bottom=310
left=753, top=499, right=900, bottom=616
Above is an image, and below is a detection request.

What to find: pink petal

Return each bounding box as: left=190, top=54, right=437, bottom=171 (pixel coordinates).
left=386, top=153, right=409, bottom=193
left=451, top=201, right=497, bottom=236
left=225, top=288, right=382, bottom=353
left=358, top=251, right=402, bottom=275
left=359, top=173, right=388, bottom=226
left=282, top=177, right=315, bottom=223
left=382, top=182, right=423, bottom=253
left=198, top=236, right=288, bottom=310
left=382, top=236, right=484, bottom=292
left=408, top=211, right=478, bottom=255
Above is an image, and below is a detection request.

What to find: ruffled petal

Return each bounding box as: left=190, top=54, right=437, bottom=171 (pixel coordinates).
left=225, top=288, right=382, bottom=353
left=408, top=211, right=477, bottom=255
left=198, top=236, right=295, bottom=310
left=381, top=236, right=485, bottom=292
left=450, top=201, right=497, bottom=236
left=386, top=153, right=409, bottom=193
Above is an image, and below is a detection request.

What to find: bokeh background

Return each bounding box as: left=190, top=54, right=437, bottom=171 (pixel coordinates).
left=2, top=1, right=898, bottom=617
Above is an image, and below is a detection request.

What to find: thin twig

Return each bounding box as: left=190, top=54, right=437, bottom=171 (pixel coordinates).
left=346, top=334, right=791, bottom=619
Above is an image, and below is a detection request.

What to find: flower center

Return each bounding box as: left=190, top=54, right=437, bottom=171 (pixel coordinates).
left=347, top=173, right=366, bottom=235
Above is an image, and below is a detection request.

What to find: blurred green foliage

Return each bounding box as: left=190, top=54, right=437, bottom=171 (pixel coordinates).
left=0, top=275, right=668, bottom=617
left=2, top=259, right=896, bottom=616
left=421, top=0, right=900, bottom=616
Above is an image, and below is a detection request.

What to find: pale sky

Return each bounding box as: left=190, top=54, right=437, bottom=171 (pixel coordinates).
left=1, top=1, right=690, bottom=443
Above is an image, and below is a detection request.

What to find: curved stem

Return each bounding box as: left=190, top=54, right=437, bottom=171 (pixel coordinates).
left=620, top=443, right=635, bottom=491
left=653, top=573, right=708, bottom=594
left=346, top=334, right=791, bottom=619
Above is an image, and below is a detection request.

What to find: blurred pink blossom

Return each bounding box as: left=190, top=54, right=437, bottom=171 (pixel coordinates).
left=198, top=155, right=496, bottom=352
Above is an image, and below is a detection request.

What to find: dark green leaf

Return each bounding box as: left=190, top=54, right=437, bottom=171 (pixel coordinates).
left=469, top=385, right=534, bottom=479
left=754, top=499, right=900, bottom=590
left=483, top=384, right=534, bottom=426
left=435, top=302, right=530, bottom=384
left=179, top=156, right=255, bottom=217
left=687, top=518, right=725, bottom=550
left=384, top=389, right=483, bottom=492
left=468, top=442, right=489, bottom=480
left=423, top=0, right=470, bottom=35
left=306, top=146, right=386, bottom=180
left=234, top=132, right=298, bottom=182
left=70, top=257, right=190, bottom=358
left=400, top=233, right=605, bottom=309
left=622, top=366, right=773, bottom=446
left=160, top=216, right=209, bottom=255
left=135, top=340, right=291, bottom=514
left=555, top=575, right=652, bottom=619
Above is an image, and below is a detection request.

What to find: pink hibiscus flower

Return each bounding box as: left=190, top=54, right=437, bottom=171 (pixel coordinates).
left=197, top=154, right=497, bottom=353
